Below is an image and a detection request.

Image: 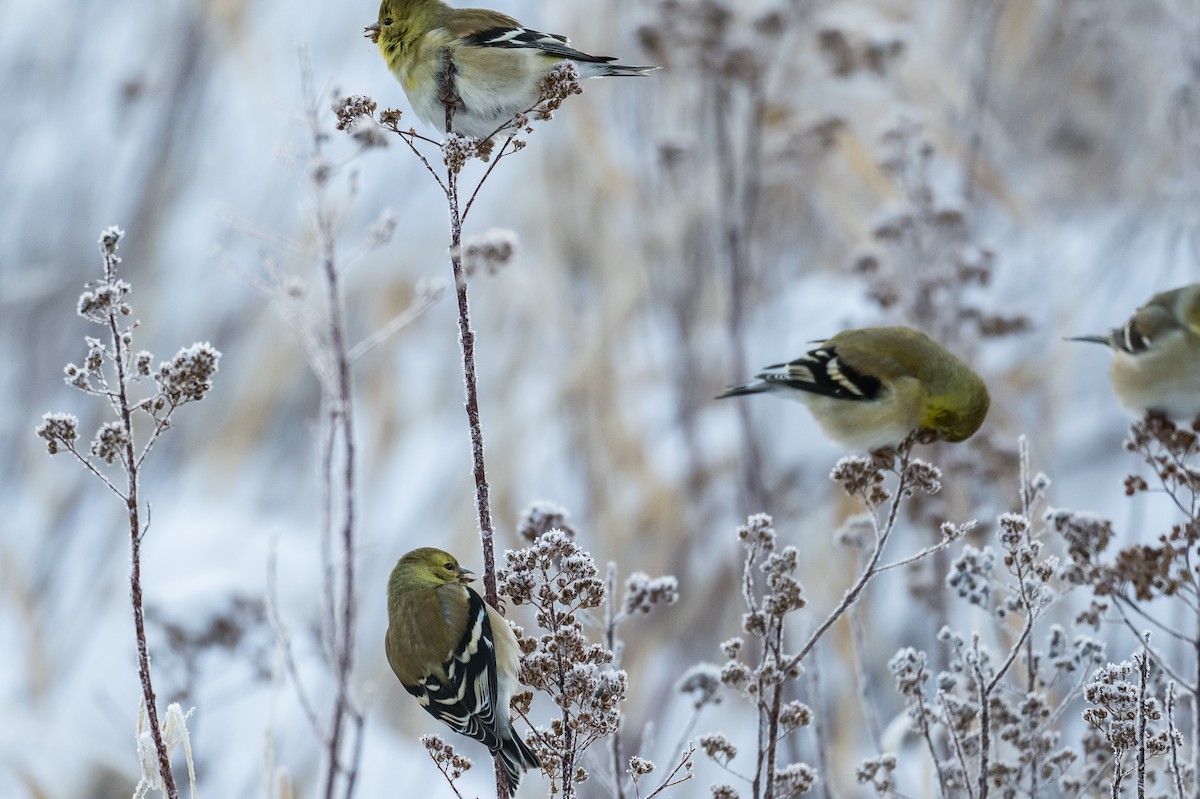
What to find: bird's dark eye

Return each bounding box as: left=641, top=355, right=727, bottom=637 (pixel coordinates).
left=444, top=562, right=454, bottom=571
left=383, top=17, right=393, bottom=25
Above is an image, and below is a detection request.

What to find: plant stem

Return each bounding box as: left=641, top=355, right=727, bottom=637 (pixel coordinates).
left=605, top=565, right=626, bottom=799
left=438, top=50, right=498, bottom=610
left=300, top=59, right=364, bottom=798
left=762, top=632, right=784, bottom=799
left=785, top=450, right=912, bottom=674
left=1136, top=649, right=1148, bottom=799
left=975, top=637, right=989, bottom=799
left=448, top=180, right=498, bottom=607
left=440, top=49, right=503, bottom=799
left=112, top=310, right=178, bottom=799
left=1193, top=616, right=1199, bottom=788
left=318, top=224, right=360, bottom=799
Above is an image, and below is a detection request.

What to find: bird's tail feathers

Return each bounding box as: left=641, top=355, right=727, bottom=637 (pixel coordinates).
left=574, top=62, right=659, bottom=79
left=1064, top=334, right=1112, bottom=346
left=499, top=731, right=541, bottom=792
left=715, top=381, right=770, bottom=400
left=601, top=64, right=658, bottom=77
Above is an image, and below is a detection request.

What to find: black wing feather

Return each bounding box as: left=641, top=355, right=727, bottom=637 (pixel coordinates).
left=411, top=588, right=505, bottom=752
left=463, top=26, right=618, bottom=64
left=761, top=346, right=884, bottom=401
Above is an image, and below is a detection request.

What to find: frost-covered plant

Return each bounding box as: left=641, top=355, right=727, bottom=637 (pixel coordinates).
left=873, top=441, right=1110, bottom=798
left=813, top=432, right=958, bottom=667
left=606, top=562, right=681, bottom=799
left=1082, top=646, right=1183, bottom=798
left=334, top=61, right=579, bottom=617
left=701, top=513, right=815, bottom=799
left=696, top=435, right=955, bottom=799
left=134, top=703, right=197, bottom=799
left=420, top=735, right=473, bottom=799
left=1055, top=413, right=1200, bottom=795
left=37, top=226, right=219, bottom=799
left=499, top=525, right=687, bottom=798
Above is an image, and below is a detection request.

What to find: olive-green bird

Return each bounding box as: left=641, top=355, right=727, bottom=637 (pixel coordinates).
left=386, top=547, right=539, bottom=791
left=365, top=0, right=655, bottom=139
left=717, top=326, right=990, bottom=450
left=1069, top=283, right=1200, bottom=420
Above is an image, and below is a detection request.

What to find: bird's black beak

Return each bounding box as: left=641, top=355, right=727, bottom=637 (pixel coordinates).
left=456, top=566, right=476, bottom=585
left=365, top=21, right=381, bottom=44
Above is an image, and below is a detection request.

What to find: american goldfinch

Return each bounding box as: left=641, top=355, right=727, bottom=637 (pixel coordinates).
left=717, top=326, right=990, bottom=450
left=1069, top=283, right=1200, bottom=420
left=365, top=0, right=655, bottom=139
left=386, top=547, right=539, bottom=791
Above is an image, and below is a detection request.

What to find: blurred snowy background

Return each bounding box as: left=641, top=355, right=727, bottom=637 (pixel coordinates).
left=3, top=0, right=1199, bottom=796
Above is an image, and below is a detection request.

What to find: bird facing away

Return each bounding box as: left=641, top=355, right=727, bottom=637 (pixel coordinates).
left=717, top=326, right=991, bottom=451
left=385, top=547, right=539, bottom=791
left=366, top=0, right=655, bottom=139
left=1068, top=283, right=1200, bottom=420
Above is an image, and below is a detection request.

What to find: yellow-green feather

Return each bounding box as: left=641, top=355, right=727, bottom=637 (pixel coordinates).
left=385, top=548, right=470, bottom=687
left=831, top=327, right=989, bottom=443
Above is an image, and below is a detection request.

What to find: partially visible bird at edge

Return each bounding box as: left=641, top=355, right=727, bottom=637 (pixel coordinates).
left=1068, top=283, right=1200, bottom=421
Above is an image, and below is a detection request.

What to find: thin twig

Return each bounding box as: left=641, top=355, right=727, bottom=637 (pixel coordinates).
left=434, top=52, right=506, bottom=799
left=762, top=651, right=785, bottom=799
left=986, top=612, right=1036, bottom=695
left=1112, top=591, right=1193, bottom=643
left=875, top=537, right=958, bottom=573
left=962, top=0, right=1004, bottom=206
left=1108, top=598, right=1194, bottom=692
left=297, top=57, right=361, bottom=799
left=1111, top=750, right=1125, bottom=799
left=463, top=135, right=518, bottom=221
left=938, top=692, right=976, bottom=799
left=806, top=653, right=838, bottom=799
left=1166, top=682, right=1185, bottom=799
left=907, top=656, right=948, bottom=799
left=1135, top=644, right=1148, bottom=799
left=112, top=303, right=179, bottom=799
left=605, top=564, right=626, bottom=799
left=265, top=533, right=325, bottom=735
left=347, top=285, right=445, bottom=362
left=447, top=145, right=499, bottom=610
left=785, top=449, right=913, bottom=674
left=392, top=129, right=449, bottom=194
left=1193, top=610, right=1199, bottom=793
left=317, top=403, right=338, bottom=666
left=975, top=637, right=990, bottom=799
left=641, top=745, right=695, bottom=799
left=61, top=442, right=126, bottom=499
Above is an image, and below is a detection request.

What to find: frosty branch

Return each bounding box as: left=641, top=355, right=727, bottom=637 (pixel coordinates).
left=334, top=62, right=583, bottom=620
left=37, top=226, right=219, bottom=799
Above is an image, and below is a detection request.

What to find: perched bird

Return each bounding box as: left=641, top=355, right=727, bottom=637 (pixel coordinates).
left=366, top=0, right=655, bottom=139
left=386, top=547, right=539, bottom=791
left=717, top=326, right=990, bottom=451
left=1068, top=283, right=1200, bottom=420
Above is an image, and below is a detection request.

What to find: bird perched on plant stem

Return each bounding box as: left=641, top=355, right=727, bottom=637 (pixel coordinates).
left=717, top=326, right=990, bottom=451
left=386, top=547, right=539, bottom=792
left=1068, top=283, right=1200, bottom=420
left=365, top=0, right=655, bottom=139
